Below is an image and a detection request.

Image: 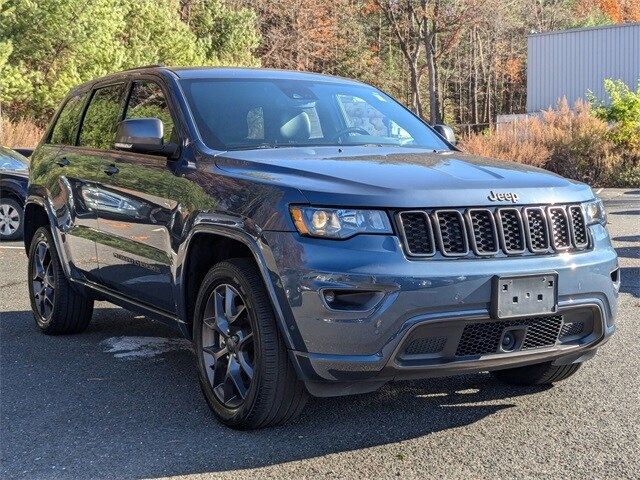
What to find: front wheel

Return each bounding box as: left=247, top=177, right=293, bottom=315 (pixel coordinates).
left=193, top=259, right=308, bottom=429
left=490, top=361, right=581, bottom=386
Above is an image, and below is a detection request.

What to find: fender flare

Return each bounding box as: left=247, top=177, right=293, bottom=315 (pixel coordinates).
left=177, top=215, right=304, bottom=351
left=23, top=196, right=74, bottom=277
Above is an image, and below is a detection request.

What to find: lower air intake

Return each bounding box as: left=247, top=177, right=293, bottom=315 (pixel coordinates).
left=455, top=315, right=564, bottom=357
left=404, top=336, right=447, bottom=355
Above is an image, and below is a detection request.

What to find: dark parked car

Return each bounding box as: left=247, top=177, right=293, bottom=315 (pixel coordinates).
left=24, top=67, right=618, bottom=429
left=0, top=146, right=29, bottom=240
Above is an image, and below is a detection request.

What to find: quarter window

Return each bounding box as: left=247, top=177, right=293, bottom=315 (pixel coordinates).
left=126, top=81, right=175, bottom=143
left=79, top=84, right=127, bottom=149
left=49, top=92, right=88, bottom=145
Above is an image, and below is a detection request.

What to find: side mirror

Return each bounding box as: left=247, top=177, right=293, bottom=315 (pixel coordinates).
left=114, top=118, right=177, bottom=157
left=433, top=124, right=456, bottom=145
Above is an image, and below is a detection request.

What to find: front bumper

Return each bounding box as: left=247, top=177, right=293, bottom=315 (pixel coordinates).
left=261, top=224, right=619, bottom=397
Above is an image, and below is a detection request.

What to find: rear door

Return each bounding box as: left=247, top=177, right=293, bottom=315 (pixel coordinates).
left=90, top=78, right=181, bottom=313
left=28, top=89, right=102, bottom=282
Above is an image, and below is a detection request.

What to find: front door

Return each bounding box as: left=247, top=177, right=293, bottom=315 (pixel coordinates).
left=81, top=80, right=181, bottom=313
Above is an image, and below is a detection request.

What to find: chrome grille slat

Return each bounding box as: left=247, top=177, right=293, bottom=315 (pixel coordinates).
left=397, top=211, right=435, bottom=256
left=397, top=204, right=589, bottom=259
left=467, top=209, right=499, bottom=255
left=547, top=206, right=572, bottom=251
left=568, top=205, right=589, bottom=249
left=434, top=210, right=468, bottom=256
left=496, top=208, right=526, bottom=254
left=523, top=207, right=550, bottom=253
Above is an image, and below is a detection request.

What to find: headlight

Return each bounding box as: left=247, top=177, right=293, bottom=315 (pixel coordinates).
left=583, top=198, right=606, bottom=225
left=290, top=206, right=392, bottom=239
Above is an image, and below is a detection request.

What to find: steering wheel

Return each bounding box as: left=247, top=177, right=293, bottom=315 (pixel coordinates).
left=335, top=126, right=371, bottom=142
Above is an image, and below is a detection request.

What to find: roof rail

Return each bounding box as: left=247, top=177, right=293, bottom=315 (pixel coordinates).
left=119, top=64, right=167, bottom=73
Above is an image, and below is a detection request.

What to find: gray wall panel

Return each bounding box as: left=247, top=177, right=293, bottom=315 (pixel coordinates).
left=527, top=23, right=640, bottom=112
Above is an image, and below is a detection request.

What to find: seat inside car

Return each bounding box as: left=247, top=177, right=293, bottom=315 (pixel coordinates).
left=278, top=109, right=311, bottom=143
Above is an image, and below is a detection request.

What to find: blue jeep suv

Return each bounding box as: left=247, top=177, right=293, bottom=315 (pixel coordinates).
left=24, top=66, right=619, bottom=429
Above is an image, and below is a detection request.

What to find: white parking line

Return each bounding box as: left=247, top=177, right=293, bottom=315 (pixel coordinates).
left=0, top=245, right=23, bottom=249
left=596, top=188, right=603, bottom=194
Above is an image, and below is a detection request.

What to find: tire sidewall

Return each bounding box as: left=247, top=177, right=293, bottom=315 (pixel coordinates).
left=193, top=263, right=264, bottom=426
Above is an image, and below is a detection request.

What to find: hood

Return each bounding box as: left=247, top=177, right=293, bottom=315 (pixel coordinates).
left=215, top=146, right=593, bottom=208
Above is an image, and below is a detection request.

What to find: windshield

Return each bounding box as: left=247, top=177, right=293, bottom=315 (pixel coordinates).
left=180, top=78, right=450, bottom=151
left=0, top=148, right=29, bottom=171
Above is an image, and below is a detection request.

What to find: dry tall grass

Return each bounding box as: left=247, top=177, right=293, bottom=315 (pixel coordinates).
left=0, top=118, right=44, bottom=148
left=459, top=99, right=626, bottom=186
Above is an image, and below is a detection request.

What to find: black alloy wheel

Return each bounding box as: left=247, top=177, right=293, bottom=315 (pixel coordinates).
left=200, top=283, right=255, bottom=408
left=27, top=226, right=94, bottom=334
left=31, top=239, right=55, bottom=320
left=193, top=259, right=308, bottom=429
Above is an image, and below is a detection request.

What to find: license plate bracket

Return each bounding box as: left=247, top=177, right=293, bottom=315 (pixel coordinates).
left=492, top=273, right=558, bottom=319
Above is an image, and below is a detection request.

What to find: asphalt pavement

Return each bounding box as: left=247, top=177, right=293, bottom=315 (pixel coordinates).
left=1, top=188, right=638, bottom=479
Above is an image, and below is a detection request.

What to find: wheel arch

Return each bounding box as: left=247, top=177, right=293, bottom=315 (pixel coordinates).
left=23, top=197, right=52, bottom=254
left=0, top=186, right=24, bottom=206
left=178, top=224, right=301, bottom=351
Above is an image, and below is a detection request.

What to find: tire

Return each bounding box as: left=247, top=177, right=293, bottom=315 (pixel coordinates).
left=490, top=361, right=581, bottom=386
left=0, top=198, right=24, bottom=241
left=193, top=258, right=308, bottom=429
left=28, top=226, right=94, bottom=334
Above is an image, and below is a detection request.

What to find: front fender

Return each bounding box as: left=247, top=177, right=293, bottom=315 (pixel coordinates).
left=175, top=213, right=305, bottom=351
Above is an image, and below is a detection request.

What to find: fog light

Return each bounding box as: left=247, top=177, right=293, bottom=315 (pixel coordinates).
left=323, top=290, right=336, bottom=304
left=501, top=331, right=516, bottom=351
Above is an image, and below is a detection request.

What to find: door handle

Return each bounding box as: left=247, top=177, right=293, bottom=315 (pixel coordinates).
left=55, top=157, right=70, bottom=167
left=103, top=164, right=119, bottom=176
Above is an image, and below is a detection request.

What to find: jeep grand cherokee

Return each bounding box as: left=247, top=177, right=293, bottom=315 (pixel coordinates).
left=24, top=66, right=619, bottom=429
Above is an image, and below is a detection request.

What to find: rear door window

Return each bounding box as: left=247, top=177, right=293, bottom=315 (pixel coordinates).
left=79, top=84, right=127, bottom=149
left=49, top=92, right=88, bottom=145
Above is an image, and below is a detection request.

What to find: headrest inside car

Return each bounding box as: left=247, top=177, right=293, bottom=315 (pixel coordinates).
left=279, top=111, right=311, bottom=141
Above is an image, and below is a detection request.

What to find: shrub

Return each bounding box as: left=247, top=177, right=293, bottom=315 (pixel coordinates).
left=0, top=118, right=44, bottom=148
left=459, top=98, right=627, bottom=187
left=541, top=99, right=621, bottom=185
left=613, top=164, right=640, bottom=188
left=590, top=79, right=640, bottom=156
left=459, top=117, right=549, bottom=168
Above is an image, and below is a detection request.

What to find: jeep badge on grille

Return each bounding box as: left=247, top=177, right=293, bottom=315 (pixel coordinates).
left=488, top=191, right=519, bottom=203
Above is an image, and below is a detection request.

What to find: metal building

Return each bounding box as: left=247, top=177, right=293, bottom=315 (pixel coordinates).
left=527, top=23, right=640, bottom=112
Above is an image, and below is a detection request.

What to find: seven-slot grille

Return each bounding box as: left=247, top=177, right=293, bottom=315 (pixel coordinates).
left=398, top=204, right=589, bottom=258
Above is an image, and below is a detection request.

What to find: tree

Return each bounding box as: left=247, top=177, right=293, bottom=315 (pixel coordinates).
left=374, top=0, right=426, bottom=117
left=180, top=0, right=260, bottom=66
left=0, top=0, right=260, bottom=123
left=420, top=0, right=480, bottom=125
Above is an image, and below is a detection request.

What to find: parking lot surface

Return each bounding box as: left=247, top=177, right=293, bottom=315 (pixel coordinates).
left=1, top=188, right=639, bottom=479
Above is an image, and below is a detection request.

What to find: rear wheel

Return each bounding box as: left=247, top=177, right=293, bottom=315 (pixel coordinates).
left=28, top=227, right=94, bottom=334
left=0, top=198, right=23, bottom=241
left=193, top=258, right=308, bottom=429
left=490, top=361, right=581, bottom=386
